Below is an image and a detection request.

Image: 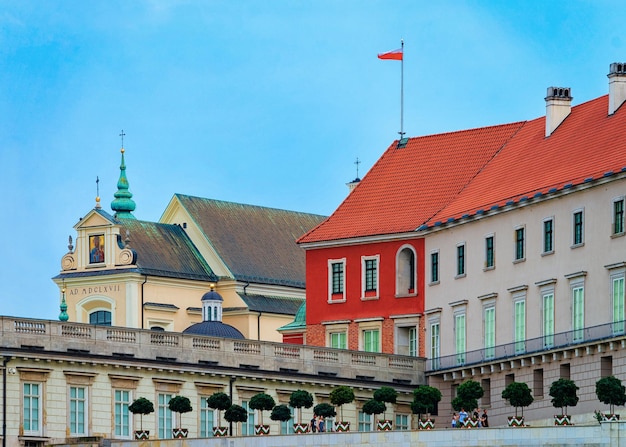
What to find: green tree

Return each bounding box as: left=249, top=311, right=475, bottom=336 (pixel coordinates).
left=451, top=380, right=484, bottom=413
left=373, top=386, right=398, bottom=420
left=168, top=396, right=192, bottom=428
left=270, top=404, right=292, bottom=423
left=549, top=378, right=579, bottom=416
left=313, top=402, right=336, bottom=419
left=128, top=397, right=154, bottom=431
left=249, top=393, right=276, bottom=426
left=502, top=382, right=534, bottom=418
left=596, top=376, right=626, bottom=415
left=411, top=385, right=442, bottom=420
left=330, top=385, right=354, bottom=421
left=206, top=392, right=231, bottom=427
left=289, top=390, right=314, bottom=425
left=363, top=399, right=386, bottom=420
left=224, top=404, right=248, bottom=435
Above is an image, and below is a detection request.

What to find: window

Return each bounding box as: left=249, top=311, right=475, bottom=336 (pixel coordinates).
left=200, top=397, right=215, bottom=437
left=69, top=386, right=87, bottom=436
left=279, top=405, right=295, bottom=434
left=484, top=306, right=495, bottom=360
left=430, top=251, right=439, bottom=283
left=362, top=329, right=380, bottom=352
left=114, top=390, right=131, bottom=438
left=514, top=299, right=526, bottom=354
left=328, top=259, right=346, bottom=301
left=330, top=332, right=347, bottom=349
left=23, top=383, right=42, bottom=434
left=481, top=379, right=491, bottom=407
left=331, top=262, right=344, bottom=294
left=613, top=276, right=625, bottom=334
left=358, top=410, right=373, bottom=431
left=395, top=413, right=409, bottom=430
left=514, top=227, right=525, bottom=261
left=533, top=369, right=544, bottom=399
left=241, top=400, right=255, bottom=435
left=158, top=393, right=173, bottom=439
left=361, top=255, right=380, bottom=298
left=543, top=293, right=555, bottom=348
left=601, top=356, right=613, bottom=378
left=408, top=327, right=417, bottom=357
left=614, top=199, right=625, bottom=235
left=396, top=246, right=416, bottom=295
left=543, top=218, right=554, bottom=254
left=456, top=244, right=465, bottom=277
left=430, top=322, right=440, bottom=369
left=89, top=310, right=111, bottom=326
left=572, top=286, right=585, bottom=341
left=485, top=235, right=494, bottom=269
left=573, top=210, right=584, bottom=246
left=455, top=313, right=466, bottom=364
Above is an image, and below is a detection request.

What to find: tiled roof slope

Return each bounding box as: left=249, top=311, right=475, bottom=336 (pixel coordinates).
left=299, top=94, right=626, bottom=243
left=118, top=219, right=216, bottom=281
left=299, top=122, right=526, bottom=243
left=175, top=195, right=327, bottom=288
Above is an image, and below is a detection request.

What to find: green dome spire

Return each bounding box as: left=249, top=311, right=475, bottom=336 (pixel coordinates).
left=111, top=147, right=136, bottom=219
left=59, top=286, right=69, bottom=322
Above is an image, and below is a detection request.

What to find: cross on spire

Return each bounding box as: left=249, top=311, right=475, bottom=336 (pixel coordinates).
left=119, top=129, right=126, bottom=148
left=354, top=157, right=361, bottom=179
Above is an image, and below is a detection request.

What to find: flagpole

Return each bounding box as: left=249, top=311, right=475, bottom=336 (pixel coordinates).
left=400, top=39, right=404, bottom=139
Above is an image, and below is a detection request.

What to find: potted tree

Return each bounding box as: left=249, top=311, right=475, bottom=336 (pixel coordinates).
left=270, top=404, right=292, bottom=431
left=128, top=397, right=154, bottom=440
left=501, top=382, right=533, bottom=427
left=412, top=385, right=442, bottom=430
left=313, top=402, right=336, bottom=432
left=168, top=395, right=193, bottom=438
left=363, top=399, right=386, bottom=431
left=330, top=385, right=354, bottom=431
left=249, top=392, right=276, bottom=435
left=451, top=380, right=484, bottom=428
left=224, top=404, right=248, bottom=436
left=549, top=378, right=579, bottom=425
left=596, top=376, right=626, bottom=421
left=206, top=392, right=231, bottom=437
left=289, top=389, right=314, bottom=433
left=373, top=386, right=397, bottom=430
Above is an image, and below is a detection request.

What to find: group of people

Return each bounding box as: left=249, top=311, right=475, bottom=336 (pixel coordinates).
left=309, top=415, right=326, bottom=432
left=451, top=408, right=488, bottom=428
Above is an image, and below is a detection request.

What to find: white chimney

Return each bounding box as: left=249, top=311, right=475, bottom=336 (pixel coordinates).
left=608, top=62, right=626, bottom=115
left=545, top=87, right=572, bottom=137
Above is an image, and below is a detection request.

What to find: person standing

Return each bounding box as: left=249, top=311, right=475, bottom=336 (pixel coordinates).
left=310, top=414, right=317, bottom=433
left=458, top=408, right=468, bottom=427
left=481, top=409, right=489, bottom=428
left=318, top=415, right=325, bottom=432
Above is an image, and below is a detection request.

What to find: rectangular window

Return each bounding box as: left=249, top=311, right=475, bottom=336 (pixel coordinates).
left=456, top=244, right=465, bottom=276
left=455, top=313, right=466, bottom=365
left=614, top=199, right=625, bottom=235
left=23, top=383, right=41, bottom=434
left=485, top=236, right=494, bottom=268
left=533, top=369, right=544, bottom=399
left=515, top=227, right=525, bottom=260
left=484, top=306, right=495, bottom=360
left=69, top=386, right=87, bottom=436
left=601, top=356, right=613, bottom=378
left=158, top=393, right=173, bottom=439
left=572, top=286, right=584, bottom=341
left=114, top=390, right=131, bottom=438
left=514, top=300, right=526, bottom=354
left=573, top=210, right=584, bottom=245
left=481, top=379, right=491, bottom=407
left=543, top=293, right=555, bottom=348
left=430, top=322, right=440, bottom=369
left=331, top=262, right=344, bottom=294
left=613, top=277, right=625, bottom=334
left=330, top=332, right=347, bottom=349
left=543, top=219, right=554, bottom=253
left=365, top=259, right=377, bottom=291
left=408, top=327, right=417, bottom=357
left=363, top=329, right=380, bottom=352
left=395, top=413, right=409, bottom=430
left=200, top=397, right=215, bottom=437
left=358, top=410, right=373, bottom=432
left=241, top=401, right=256, bottom=436
left=430, top=252, right=439, bottom=283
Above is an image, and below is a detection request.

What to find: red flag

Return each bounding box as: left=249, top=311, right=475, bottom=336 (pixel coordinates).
left=377, top=48, right=403, bottom=60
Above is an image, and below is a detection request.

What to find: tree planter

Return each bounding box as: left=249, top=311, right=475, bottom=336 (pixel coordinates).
left=507, top=416, right=525, bottom=427
left=377, top=420, right=393, bottom=431
left=293, top=422, right=309, bottom=434
left=254, top=424, right=270, bottom=435
left=172, top=428, right=188, bottom=438
left=212, top=426, right=228, bottom=437
left=553, top=414, right=572, bottom=426
left=134, top=430, right=149, bottom=440
left=418, top=418, right=435, bottom=430
left=601, top=413, right=620, bottom=422
left=462, top=418, right=479, bottom=428
left=335, top=421, right=350, bottom=432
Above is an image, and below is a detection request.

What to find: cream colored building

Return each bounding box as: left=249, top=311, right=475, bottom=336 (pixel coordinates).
left=52, top=149, right=325, bottom=342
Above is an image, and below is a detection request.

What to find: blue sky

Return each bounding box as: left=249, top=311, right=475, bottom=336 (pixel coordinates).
left=1, top=0, right=625, bottom=319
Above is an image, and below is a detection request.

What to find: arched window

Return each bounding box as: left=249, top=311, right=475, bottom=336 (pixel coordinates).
left=89, top=310, right=112, bottom=326
left=396, top=246, right=416, bottom=296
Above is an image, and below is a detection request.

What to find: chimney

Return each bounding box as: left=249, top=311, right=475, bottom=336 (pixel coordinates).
left=608, top=62, right=626, bottom=115
left=545, top=87, right=572, bottom=137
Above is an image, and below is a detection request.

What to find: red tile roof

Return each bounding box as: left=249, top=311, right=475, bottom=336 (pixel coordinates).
left=299, top=94, right=626, bottom=244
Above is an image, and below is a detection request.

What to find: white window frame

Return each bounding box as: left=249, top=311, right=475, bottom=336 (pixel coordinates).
left=429, top=318, right=441, bottom=370
left=514, top=297, right=526, bottom=354
left=483, top=305, right=495, bottom=360
left=328, top=258, right=346, bottom=302
left=455, top=312, right=466, bottom=365
left=200, top=396, right=216, bottom=437
left=543, top=291, right=555, bottom=348
left=23, top=382, right=43, bottom=435
left=358, top=410, right=373, bottom=432
left=358, top=320, right=382, bottom=353
left=158, top=393, right=174, bottom=439
left=114, top=389, right=132, bottom=438
left=430, top=250, right=440, bottom=284
left=395, top=244, right=417, bottom=296
left=361, top=255, right=380, bottom=299
left=69, top=385, right=88, bottom=436
left=570, top=277, right=585, bottom=342
left=514, top=225, right=526, bottom=262
left=611, top=269, right=626, bottom=335
left=613, top=197, right=625, bottom=236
